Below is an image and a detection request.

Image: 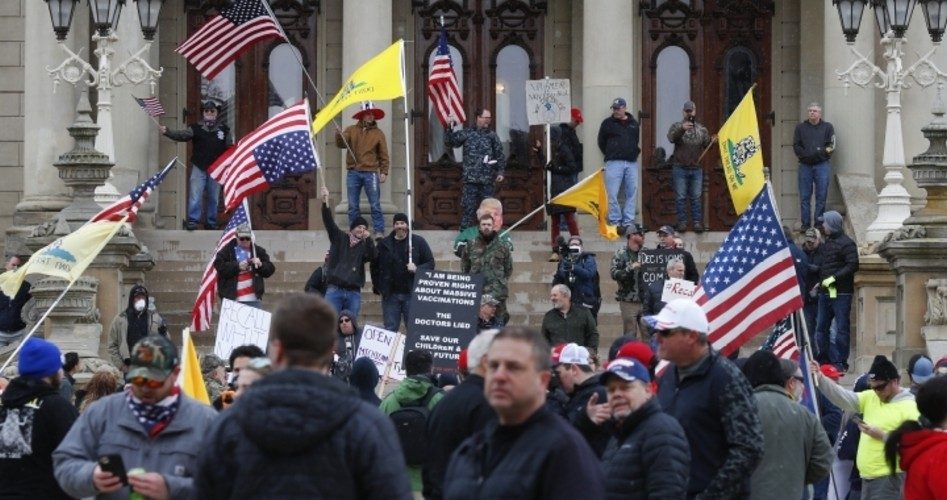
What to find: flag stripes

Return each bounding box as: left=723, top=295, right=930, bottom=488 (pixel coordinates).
left=190, top=206, right=248, bottom=332
left=133, top=96, right=166, bottom=117
left=428, top=27, right=465, bottom=127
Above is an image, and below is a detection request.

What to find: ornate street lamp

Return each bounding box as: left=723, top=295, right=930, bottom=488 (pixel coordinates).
left=135, top=0, right=164, bottom=41
left=835, top=0, right=868, bottom=42
left=872, top=0, right=893, bottom=36
left=89, top=0, right=125, bottom=37
left=920, top=0, right=947, bottom=42
left=883, top=0, right=919, bottom=37
left=45, top=0, right=79, bottom=41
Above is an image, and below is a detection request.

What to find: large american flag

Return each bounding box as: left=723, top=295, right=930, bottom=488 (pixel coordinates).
left=207, top=101, right=318, bottom=211
left=190, top=204, right=249, bottom=332
left=176, top=0, right=284, bottom=81
left=133, top=96, right=165, bottom=117
left=693, top=185, right=804, bottom=356
left=427, top=27, right=465, bottom=127
left=90, top=158, right=176, bottom=223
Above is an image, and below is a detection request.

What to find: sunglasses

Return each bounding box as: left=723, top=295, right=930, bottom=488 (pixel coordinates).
left=130, top=376, right=165, bottom=389
left=870, top=380, right=891, bottom=392
left=339, top=318, right=352, bottom=324
left=657, top=328, right=687, bottom=338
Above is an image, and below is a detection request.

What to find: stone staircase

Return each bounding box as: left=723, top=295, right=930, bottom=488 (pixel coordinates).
left=137, top=229, right=729, bottom=358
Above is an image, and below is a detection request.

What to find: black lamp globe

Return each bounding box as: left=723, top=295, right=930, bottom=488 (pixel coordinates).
left=836, top=0, right=869, bottom=42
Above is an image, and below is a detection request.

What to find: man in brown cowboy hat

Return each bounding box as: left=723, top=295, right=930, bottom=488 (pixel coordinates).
left=336, top=101, right=390, bottom=240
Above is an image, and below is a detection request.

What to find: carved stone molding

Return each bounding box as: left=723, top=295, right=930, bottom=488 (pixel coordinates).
left=925, top=278, right=947, bottom=326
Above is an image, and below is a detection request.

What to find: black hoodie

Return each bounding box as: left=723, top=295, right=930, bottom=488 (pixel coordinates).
left=0, top=377, right=78, bottom=499
left=192, top=368, right=412, bottom=499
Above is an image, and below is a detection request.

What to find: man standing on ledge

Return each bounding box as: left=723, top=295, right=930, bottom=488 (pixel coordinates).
left=336, top=101, right=390, bottom=240
left=793, top=102, right=836, bottom=231
left=667, top=100, right=713, bottom=233
left=445, top=109, right=506, bottom=230
left=598, top=97, right=641, bottom=236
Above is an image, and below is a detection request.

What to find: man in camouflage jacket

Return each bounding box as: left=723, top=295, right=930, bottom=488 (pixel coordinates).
left=445, top=108, right=506, bottom=229
left=610, top=224, right=645, bottom=339
left=461, top=214, right=513, bottom=324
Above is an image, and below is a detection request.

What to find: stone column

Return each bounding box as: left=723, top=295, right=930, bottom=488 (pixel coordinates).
left=580, top=0, right=634, bottom=179
left=335, top=0, right=397, bottom=231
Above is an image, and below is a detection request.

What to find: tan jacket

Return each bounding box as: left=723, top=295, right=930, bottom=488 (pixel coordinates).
left=106, top=310, right=165, bottom=369
left=335, top=121, right=390, bottom=175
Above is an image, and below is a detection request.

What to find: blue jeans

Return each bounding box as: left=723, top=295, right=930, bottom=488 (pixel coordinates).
left=815, top=292, right=852, bottom=367
left=325, top=285, right=362, bottom=320
left=672, top=165, right=703, bottom=225
left=604, top=160, right=638, bottom=226
left=188, top=166, right=220, bottom=226
left=382, top=293, right=411, bottom=332
left=346, top=170, right=384, bottom=233
left=798, top=161, right=830, bottom=228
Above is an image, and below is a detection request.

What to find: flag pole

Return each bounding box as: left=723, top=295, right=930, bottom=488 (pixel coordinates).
left=500, top=168, right=605, bottom=238
left=500, top=205, right=546, bottom=238
left=242, top=197, right=257, bottom=262
left=792, top=310, right=821, bottom=415
left=0, top=282, right=77, bottom=373
left=399, top=40, right=414, bottom=263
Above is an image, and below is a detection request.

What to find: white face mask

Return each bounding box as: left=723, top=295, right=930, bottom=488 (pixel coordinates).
left=134, top=299, right=146, bottom=312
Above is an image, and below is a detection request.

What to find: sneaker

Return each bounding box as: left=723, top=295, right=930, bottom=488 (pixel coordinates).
left=549, top=252, right=560, bottom=263
left=693, top=223, right=705, bottom=233
left=616, top=225, right=627, bottom=237
left=205, top=223, right=218, bottom=230
left=676, top=223, right=688, bottom=233
left=184, top=221, right=198, bottom=231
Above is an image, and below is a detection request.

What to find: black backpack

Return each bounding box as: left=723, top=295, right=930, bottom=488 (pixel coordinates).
left=389, top=384, right=442, bottom=466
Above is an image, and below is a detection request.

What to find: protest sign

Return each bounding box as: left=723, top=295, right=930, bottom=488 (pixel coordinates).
left=638, top=248, right=687, bottom=291
left=214, top=299, right=271, bottom=359
left=356, top=325, right=398, bottom=373
left=526, top=79, right=571, bottom=125
left=661, top=278, right=697, bottom=303
left=406, top=270, right=483, bottom=374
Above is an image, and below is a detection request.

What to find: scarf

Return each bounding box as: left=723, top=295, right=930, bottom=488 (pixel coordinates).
left=349, top=233, right=362, bottom=247
left=126, top=387, right=181, bottom=438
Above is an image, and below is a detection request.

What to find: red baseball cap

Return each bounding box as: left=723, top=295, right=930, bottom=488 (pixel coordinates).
left=820, top=364, right=843, bottom=381
left=571, top=107, right=584, bottom=124
left=613, top=340, right=654, bottom=369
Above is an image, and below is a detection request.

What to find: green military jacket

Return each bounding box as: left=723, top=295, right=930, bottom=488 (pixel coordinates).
left=461, top=234, right=513, bottom=301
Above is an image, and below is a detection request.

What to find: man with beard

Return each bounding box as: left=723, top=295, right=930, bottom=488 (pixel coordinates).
left=370, top=212, right=435, bottom=332
left=611, top=224, right=645, bottom=339
left=0, top=338, right=78, bottom=499
left=541, top=285, right=598, bottom=354
left=106, top=284, right=167, bottom=371
left=460, top=214, right=512, bottom=324
left=54, top=335, right=217, bottom=499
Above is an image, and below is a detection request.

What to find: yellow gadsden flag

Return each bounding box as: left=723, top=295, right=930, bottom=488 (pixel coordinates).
left=0, top=219, right=126, bottom=298
left=548, top=169, right=619, bottom=240
left=180, top=328, right=210, bottom=405
left=311, top=40, right=406, bottom=134
left=717, top=87, right=765, bottom=214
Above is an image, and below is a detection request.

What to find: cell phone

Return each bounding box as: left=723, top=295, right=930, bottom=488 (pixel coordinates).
left=98, top=454, right=128, bottom=485
left=851, top=415, right=864, bottom=426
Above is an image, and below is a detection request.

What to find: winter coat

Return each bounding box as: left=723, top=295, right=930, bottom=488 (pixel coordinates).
left=641, top=278, right=667, bottom=318
left=304, top=265, right=327, bottom=295
left=547, top=123, right=583, bottom=215
left=106, top=286, right=166, bottom=369
left=597, top=112, right=640, bottom=162
left=0, top=281, right=30, bottom=333
left=898, top=428, right=947, bottom=500
left=164, top=121, right=231, bottom=170
left=336, top=120, right=390, bottom=174
left=53, top=392, right=217, bottom=500
left=667, top=119, right=712, bottom=167
left=657, top=350, right=764, bottom=499
left=553, top=252, right=601, bottom=310
left=444, top=126, right=506, bottom=185
left=443, top=406, right=604, bottom=500
left=422, top=374, right=495, bottom=500
left=213, top=240, right=277, bottom=301
left=562, top=373, right=610, bottom=457
left=610, top=246, right=642, bottom=303
left=191, top=368, right=412, bottom=500
left=602, top=397, right=690, bottom=500
left=817, top=231, right=858, bottom=293
left=792, top=120, right=835, bottom=165
left=370, top=232, right=435, bottom=296
left=803, top=245, right=824, bottom=304
left=749, top=385, right=833, bottom=500
left=379, top=375, right=445, bottom=491
left=0, top=377, right=78, bottom=500
left=460, top=233, right=512, bottom=302
left=322, top=203, right=377, bottom=290
left=541, top=305, right=599, bottom=351
left=332, top=311, right=362, bottom=383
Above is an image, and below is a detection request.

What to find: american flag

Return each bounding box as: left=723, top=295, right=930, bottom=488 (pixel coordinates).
left=133, top=96, right=165, bottom=117
left=427, top=27, right=465, bottom=127
left=208, top=101, right=318, bottom=211
left=90, top=158, right=176, bottom=223
left=767, top=316, right=800, bottom=360
left=190, top=204, right=249, bottom=332
left=693, top=185, right=804, bottom=356
left=176, top=0, right=285, bottom=81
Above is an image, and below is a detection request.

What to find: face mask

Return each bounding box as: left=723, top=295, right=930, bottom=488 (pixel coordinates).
left=204, top=118, right=217, bottom=127
left=134, top=299, right=146, bottom=312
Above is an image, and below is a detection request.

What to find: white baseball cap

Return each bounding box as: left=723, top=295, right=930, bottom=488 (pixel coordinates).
left=557, top=343, right=591, bottom=365
left=644, top=298, right=709, bottom=334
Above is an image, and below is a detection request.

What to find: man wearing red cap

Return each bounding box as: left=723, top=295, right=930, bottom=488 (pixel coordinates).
left=546, top=107, right=584, bottom=262
left=336, top=101, right=390, bottom=240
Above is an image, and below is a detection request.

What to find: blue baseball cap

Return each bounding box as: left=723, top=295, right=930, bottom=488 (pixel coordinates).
left=611, top=97, right=627, bottom=109
left=601, top=358, right=651, bottom=384
left=909, top=355, right=934, bottom=384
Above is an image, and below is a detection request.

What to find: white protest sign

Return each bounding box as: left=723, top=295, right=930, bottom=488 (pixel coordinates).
left=661, top=278, right=697, bottom=303
left=525, top=79, right=571, bottom=125
left=356, top=325, right=398, bottom=374
left=388, top=334, right=406, bottom=381
left=214, top=299, right=271, bottom=360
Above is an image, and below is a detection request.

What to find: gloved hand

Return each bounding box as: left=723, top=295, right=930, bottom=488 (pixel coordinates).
left=821, top=276, right=837, bottom=298
left=821, top=276, right=836, bottom=287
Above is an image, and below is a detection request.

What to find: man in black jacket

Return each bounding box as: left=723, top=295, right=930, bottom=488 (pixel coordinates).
left=813, top=210, right=859, bottom=371
left=213, top=225, right=276, bottom=309
left=442, top=326, right=604, bottom=499
left=321, top=186, right=377, bottom=319
left=0, top=255, right=31, bottom=348
left=192, top=293, right=412, bottom=499
left=600, top=357, right=690, bottom=500
left=801, top=227, right=824, bottom=343
left=546, top=107, right=584, bottom=261
left=598, top=97, right=641, bottom=235
left=422, top=330, right=499, bottom=500
left=0, top=338, right=78, bottom=500
left=793, top=102, right=836, bottom=231
left=554, top=343, right=610, bottom=457
left=370, top=212, right=435, bottom=332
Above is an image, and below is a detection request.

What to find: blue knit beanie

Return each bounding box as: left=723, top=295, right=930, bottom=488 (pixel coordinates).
left=18, top=338, right=62, bottom=378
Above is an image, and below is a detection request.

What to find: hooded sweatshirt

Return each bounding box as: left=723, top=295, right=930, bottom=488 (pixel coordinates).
left=349, top=357, right=381, bottom=406
left=899, top=429, right=947, bottom=500
left=106, top=285, right=166, bottom=368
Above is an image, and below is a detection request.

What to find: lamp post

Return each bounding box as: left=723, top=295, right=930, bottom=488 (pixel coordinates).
left=43, top=0, right=164, bottom=167
left=834, top=0, right=947, bottom=242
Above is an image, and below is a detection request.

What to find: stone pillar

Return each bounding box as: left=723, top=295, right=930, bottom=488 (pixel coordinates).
left=580, top=0, right=634, bottom=179
left=335, top=0, right=397, bottom=231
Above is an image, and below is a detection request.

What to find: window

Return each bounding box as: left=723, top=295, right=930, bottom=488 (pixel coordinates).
left=267, top=44, right=303, bottom=118
left=655, top=46, right=691, bottom=154
left=495, top=45, right=529, bottom=167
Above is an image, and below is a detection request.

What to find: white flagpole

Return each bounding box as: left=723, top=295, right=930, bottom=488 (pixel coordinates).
left=399, top=40, right=414, bottom=263
left=242, top=197, right=257, bottom=262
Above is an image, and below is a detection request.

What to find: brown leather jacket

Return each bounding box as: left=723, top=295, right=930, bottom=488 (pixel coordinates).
left=335, top=121, right=390, bottom=175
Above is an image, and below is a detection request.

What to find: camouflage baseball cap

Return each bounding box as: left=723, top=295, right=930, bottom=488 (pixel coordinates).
left=200, top=354, right=225, bottom=374
left=128, top=335, right=179, bottom=380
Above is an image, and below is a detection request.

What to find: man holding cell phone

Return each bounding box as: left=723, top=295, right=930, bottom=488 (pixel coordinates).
left=53, top=335, right=217, bottom=499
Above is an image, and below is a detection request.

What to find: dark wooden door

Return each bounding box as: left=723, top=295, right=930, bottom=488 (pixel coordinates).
left=185, top=0, right=318, bottom=229
left=640, top=0, right=774, bottom=231
left=412, top=0, right=547, bottom=230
